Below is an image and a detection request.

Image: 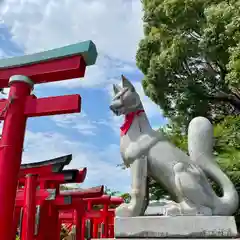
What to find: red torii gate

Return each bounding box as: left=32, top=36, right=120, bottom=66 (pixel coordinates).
left=59, top=195, right=124, bottom=239
left=16, top=154, right=89, bottom=240
left=0, top=40, right=97, bottom=238
left=59, top=186, right=106, bottom=239
left=84, top=195, right=124, bottom=238
left=16, top=154, right=107, bottom=240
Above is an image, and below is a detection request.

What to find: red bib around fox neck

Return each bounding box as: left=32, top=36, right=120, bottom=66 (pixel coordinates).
left=120, top=110, right=145, bottom=136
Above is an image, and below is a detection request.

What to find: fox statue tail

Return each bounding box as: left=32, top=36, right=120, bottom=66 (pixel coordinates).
left=188, top=116, right=239, bottom=215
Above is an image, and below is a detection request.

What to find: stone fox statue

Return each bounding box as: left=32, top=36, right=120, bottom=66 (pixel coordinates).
left=109, top=75, right=239, bottom=217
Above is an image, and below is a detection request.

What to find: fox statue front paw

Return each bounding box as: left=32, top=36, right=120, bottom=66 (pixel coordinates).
left=115, top=202, right=140, bottom=217
left=163, top=202, right=181, bottom=216
left=115, top=197, right=145, bottom=217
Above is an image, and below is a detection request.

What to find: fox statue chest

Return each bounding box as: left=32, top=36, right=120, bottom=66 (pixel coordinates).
left=119, top=113, right=156, bottom=166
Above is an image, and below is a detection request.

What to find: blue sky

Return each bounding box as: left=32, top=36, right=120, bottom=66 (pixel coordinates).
left=0, top=0, right=166, bottom=193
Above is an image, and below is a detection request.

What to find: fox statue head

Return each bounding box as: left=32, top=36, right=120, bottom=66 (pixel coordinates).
left=109, top=75, right=143, bottom=116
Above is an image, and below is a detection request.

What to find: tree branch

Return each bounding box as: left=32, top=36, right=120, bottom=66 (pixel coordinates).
left=208, top=91, right=240, bottom=112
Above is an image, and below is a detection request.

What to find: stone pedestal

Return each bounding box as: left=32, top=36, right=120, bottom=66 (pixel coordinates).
left=114, top=216, right=238, bottom=239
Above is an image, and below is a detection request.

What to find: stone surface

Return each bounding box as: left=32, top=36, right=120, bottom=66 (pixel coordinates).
left=144, top=205, right=164, bottom=216
left=110, top=77, right=239, bottom=217
left=114, top=216, right=238, bottom=238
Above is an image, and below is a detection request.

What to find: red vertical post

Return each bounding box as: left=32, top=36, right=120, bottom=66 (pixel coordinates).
left=87, top=201, right=94, bottom=239
left=44, top=203, right=59, bottom=240
left=21, top=174, right=37, bottom=240
left=93, top=219, right=99, bottom=238
left=35, top=202, right=48, bottom=240
left=44, top=182, right=59, bottom=240
left=81, top=217, right=87, bottom=240
left=0, top=75, right=33, bottom=238
left=75, top=206, right=84, bottom=240
left=109, top=224, right=114, bottom=238
left=101, top=204, right=109, bottom=238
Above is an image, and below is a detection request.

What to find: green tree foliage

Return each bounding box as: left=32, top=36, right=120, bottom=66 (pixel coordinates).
left=60, top=185, right=73, bottom=190
left=105, top=187, right=121, bottom=196
left=136, top=0, right=240, bottom=128
left=120, top=192, right=131, bottom=203
left=105, top=187, right=131, bottom=204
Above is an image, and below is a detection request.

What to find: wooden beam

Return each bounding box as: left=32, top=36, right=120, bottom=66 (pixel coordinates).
left=24, top=94, right=81, bottom=117
left=0, top=56, right=86, bottom=88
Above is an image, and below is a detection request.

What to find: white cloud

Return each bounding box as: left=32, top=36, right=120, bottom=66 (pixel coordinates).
left=52, top=112, right=98, bottom=136
left=0, top=0, right=143, bottom=62
left=0, top=0, right=143, bottom=90
left=23, top=130, right=130, bottom=192
left=51, top=111, right=110, bottom=136
left=47, top=55, right=136, bottom=89
left=0, top=48, right=6, bottom=57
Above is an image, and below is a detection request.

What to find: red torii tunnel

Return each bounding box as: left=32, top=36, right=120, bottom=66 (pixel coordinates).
left=15, top=154, right=119, bottom=240
left=59, top=195, right=124, bottom=238
left=0, top=40, right=98, bottom=239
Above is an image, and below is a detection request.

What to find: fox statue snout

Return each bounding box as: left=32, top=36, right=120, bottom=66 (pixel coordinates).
left=109, top=103, right=123, bottom=116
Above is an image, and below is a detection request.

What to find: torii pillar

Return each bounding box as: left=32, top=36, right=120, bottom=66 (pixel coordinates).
left=0, top=40, right=97, bottom=238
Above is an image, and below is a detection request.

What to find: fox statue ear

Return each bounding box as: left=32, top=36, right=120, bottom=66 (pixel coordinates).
left=113, top=84, right=122, bottom=95
left=121, top=75, right=135, bottom=91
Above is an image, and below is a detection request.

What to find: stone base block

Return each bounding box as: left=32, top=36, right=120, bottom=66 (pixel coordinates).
left=114, top=216, right=238, bottom=238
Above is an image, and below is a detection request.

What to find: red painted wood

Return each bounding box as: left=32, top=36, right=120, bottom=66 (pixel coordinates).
left=109, top=196, right=124, bottom=205
left=61, top=186, right=104, bottom=199
left=18, top=169, right=87, bottom=185
left=0, top=94, right=81, bottom=120
left=75, top=168, right=87, bottom=183
left=21, top=174, right=37, bottom=240
left=16, top=189, right=56, bottom=206
left=19, top=164, right=55, bottom=178
left=0, top=55, right=86, bottom=88
left=59, top=210, right=101, bottom=220
left=18, top=174, right=63, bottom=185
left=84, top=195, right=111, bottom=204
left=0, top=99, right=7, bottom=117
left=59, top=211, right=74, bottom=220
left=0, top=82, right=32, bottom=238
left=24, top=94, right=81, bottom=117
left=102, top=204, right=109, bottom=238
left=53, top=196, right=72, bottom=206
